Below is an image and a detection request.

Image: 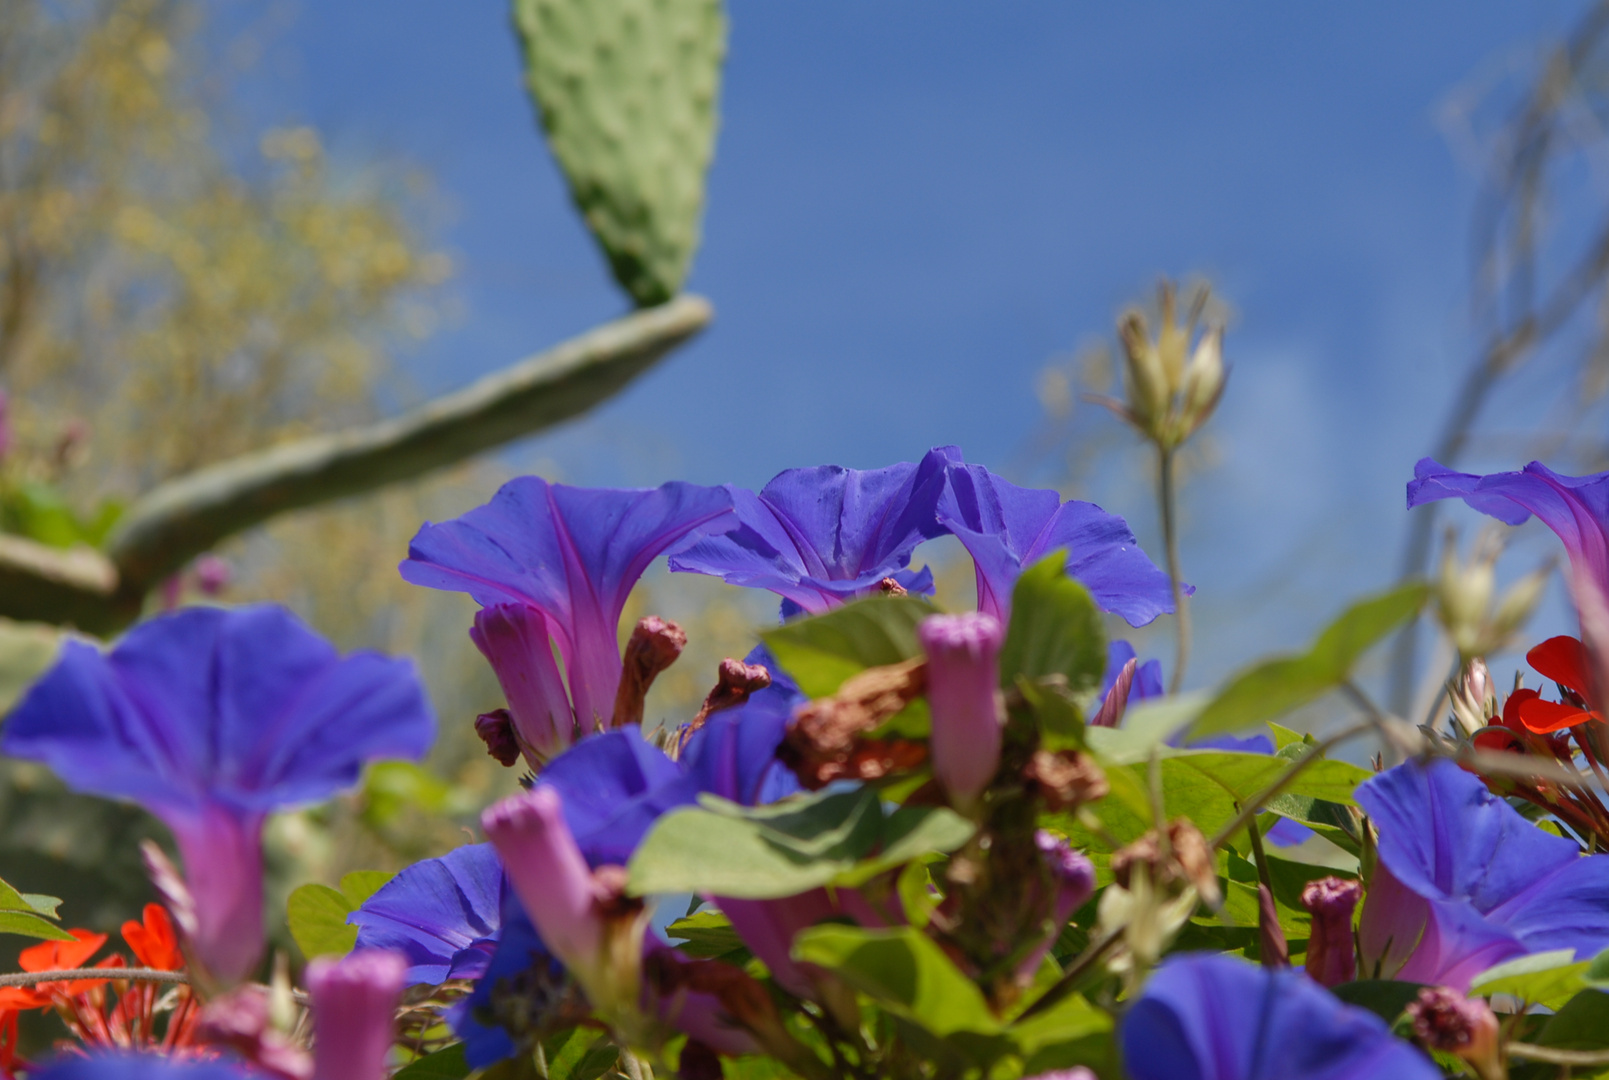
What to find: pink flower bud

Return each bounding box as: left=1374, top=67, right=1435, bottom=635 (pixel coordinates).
left=1301, top=876, right=1361, bottom=986
left=919, top=613, right=1005, bottom=811
left=471, top=604, right=575, bottom=765
left=482, top=787, right=647, bottom=1032
left=482, top=788, right=602, bottom=968
left=306, top=950, right=407, bottom=1080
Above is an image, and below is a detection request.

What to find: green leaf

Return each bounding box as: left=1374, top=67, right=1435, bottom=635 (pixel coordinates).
left=760, top=594, right=936, bottom=698
left=1067, top=749, right=1370, bottom=852
left=0, top=875, right=66, bottom=936
left=1189, top=583, right=1428, bottom=739
left=19, top=893, right=63, bottom=919
left=792, top=925, right=1000, bottom=1037
left=543, top=1027, right=620, bottom=1080
left=340, top=870, right=394, bottom=907
left=666, top=910, right=750, bottom=963
left=1330, top=980, right=1427, bottom=1024
left=1262, top=793, right=1362, bottom=856
left=287, top=883, right=357, bottom=959
left=999, top=553, right=1106, bottom=702
left=629, top=787, right=973, bottom=899
left=511, top=0, right=726, bottom=305
left=0, top=618, right=64, bottom=717
left=1084, top=692, right=1209, bottom=765
left=0, top=910, right=75, bottom=941
left=1471, top=950, right=1590, bottom=1008
left=1536, top=989, right=1609, bottom=1061
left=394, top=1043, right=471, bottom=1079
left=1006, top=989, right=1112, bottom=1056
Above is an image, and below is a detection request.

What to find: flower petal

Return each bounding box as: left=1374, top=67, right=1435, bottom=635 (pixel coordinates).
left=1515, top=697, right=1594, bottom=734
left=670, top=448, right=957, bottom=613
left=1528, top=635, right=1594, bottom=696
left=1120, top=953, right=1439, bottom=1080
left=351, top=844, right=506, bottom=986
left=937, top=462, right=1178, bottom=626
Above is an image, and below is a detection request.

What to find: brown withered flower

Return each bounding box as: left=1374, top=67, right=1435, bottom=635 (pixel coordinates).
left=1110, top=818, right=1221, bottom=910
left=1024, top=749, right=1109, bottom=810
left=780, top=659, right=927, bottom=789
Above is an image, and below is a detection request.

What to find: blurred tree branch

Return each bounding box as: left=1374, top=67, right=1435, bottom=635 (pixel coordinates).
left=0, top=294, right=711, bottom=632
left=1390, top=1, right=1609, bottom=710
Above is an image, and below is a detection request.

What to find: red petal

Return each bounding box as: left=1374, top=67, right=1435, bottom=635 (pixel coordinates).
left=121, top=904, right=183, bottom=971
left=1528, top=636, right=1593, bottom=696
left=1474, top=728, right=1523, bottom=753
left=18, top=930, right=106, bottom=974
left=1517, top=696, right=1596, bottom=733
left=1500, top=687, right=1541, bottom=730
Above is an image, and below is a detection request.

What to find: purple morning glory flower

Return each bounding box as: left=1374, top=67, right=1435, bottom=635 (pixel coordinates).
left=1408, top=459, right=1609, bottom=595
left=1121, top=953, right=1439, bottom=1080
left=668, top=447, right=958, bottom=617
left=27, top=1056, right=263, bottom=1079
left=937, top=462, right=1180, bottom=626
left=1357, top=758, right=1609, bottom=990
left=450, top=895, right=566, bottom=1068
left=400, top=477, right=735, bottom=754
left=349, top=843, right=506, bottom=985
left=1, top=605, right=433, bottom=986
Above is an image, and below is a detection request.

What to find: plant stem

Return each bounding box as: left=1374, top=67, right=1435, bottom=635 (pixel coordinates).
left=0, top=967, right=188, bottom=988
left=1209, top=718, right=1378, bottom=850
left=1013, top=924, right=1125, bottom=1022
left=1157, top=448, right=1191, bottom=694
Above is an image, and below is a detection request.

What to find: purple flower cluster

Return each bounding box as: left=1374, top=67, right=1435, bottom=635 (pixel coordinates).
left=34, top=451, right=1609, bottom=1080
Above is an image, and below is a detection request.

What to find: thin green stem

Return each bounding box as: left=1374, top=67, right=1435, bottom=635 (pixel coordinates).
left=1158, top=447, right=1190, bottom=694
left=1209, top=718, right=1378, bottom=850
left=1014, top=924, right=1125, bottom=1022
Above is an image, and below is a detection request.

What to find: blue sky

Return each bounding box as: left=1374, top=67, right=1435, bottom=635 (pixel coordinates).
left=263, top=2, right=1588, bottom=694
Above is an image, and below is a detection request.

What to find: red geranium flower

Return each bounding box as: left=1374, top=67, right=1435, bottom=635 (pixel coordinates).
left=1515, top=636, right=1605, bottom=733
left=121, top=904, right=183, bottom=972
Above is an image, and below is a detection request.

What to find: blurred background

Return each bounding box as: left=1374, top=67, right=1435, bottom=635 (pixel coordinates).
left=3, top=0, right=1607, bottom=937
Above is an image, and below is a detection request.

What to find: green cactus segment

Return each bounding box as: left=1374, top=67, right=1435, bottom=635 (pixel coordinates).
left=512, top=0, right=726, bottom=307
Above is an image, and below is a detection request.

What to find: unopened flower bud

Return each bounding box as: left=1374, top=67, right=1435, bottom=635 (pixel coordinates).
left=1090, top=658, right=1137, bottom=729
left=1257, top=883, right=1289, bottom=969
left=1490, top=562, right=1552, bottom=644
left=483, top=788, right=646, bottom=1036
left=1300, top=876, right=1361, bottom=987
left=0, top=389, right=11, bottom=463
left=1025, top=1072, right=1096, bottom=1080
left=1438, top=539, right=1496, bottom=658
left=471, top=604, right=575, bottom=765
left=306, top=950, right=408, bottom=1080
left=1178, top=325, right=1227, bottom=435
left=1038, top=831, right=1097, bottom=925
left=194, top=555, right=232, bottom=597
left=475, top=709, right=522, bottom=767
left=1119, top=311, right=1170, bottom=427
left=1448, top=660, right=1498, bottom=739
left=919, top=613, right=1005, bottom=812
left=613, top=616, right=687, bottom=727
left=1407, top=987, right=1501, bottom=1080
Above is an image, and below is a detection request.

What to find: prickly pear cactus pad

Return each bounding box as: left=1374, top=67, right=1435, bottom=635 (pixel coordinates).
left=512, top=0, right=725, bottom=307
